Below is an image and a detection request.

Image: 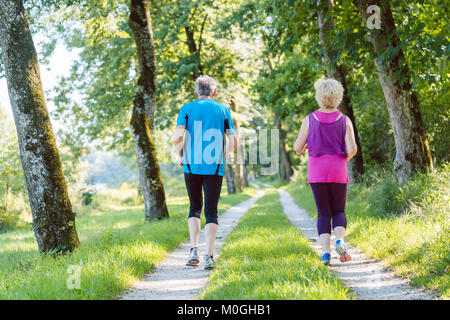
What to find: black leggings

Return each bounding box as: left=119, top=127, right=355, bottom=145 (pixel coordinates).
left=184, top=173, right=223, bottom=225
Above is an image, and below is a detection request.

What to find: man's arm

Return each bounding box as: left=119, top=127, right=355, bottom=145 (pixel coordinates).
left=226, top=133, right=239, bottom=154
left=173, top=125, right=186, bottom=159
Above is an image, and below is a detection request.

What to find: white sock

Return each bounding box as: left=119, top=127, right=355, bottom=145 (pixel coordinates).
left=319, top=233, right=331, bottom=254
left=334, top=226, right=346, bottom=243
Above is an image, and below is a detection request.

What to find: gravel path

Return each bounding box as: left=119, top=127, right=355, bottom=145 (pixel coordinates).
left=120, top=187, right=265, bottom=300
left=277, top=188, right=436, bottom=300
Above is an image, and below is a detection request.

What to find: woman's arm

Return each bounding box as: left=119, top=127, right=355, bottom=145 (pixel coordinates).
left=345, top=117, right=357, bottom=161
left=293, top=116, right=309, bottom=154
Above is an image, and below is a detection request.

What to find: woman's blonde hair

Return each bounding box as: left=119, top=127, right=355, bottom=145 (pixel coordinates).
left=314, top=78, right=344, bottom=109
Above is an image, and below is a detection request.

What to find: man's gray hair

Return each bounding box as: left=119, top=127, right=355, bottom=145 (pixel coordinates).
left=194, top=75, right=217, bottom=97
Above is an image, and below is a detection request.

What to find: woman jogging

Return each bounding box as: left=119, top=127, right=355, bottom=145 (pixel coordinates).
left=293, top=78, right=357, bottom=265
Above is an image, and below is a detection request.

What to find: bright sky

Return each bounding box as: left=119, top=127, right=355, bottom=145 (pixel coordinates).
left=0, top=37, right=80, bottom=131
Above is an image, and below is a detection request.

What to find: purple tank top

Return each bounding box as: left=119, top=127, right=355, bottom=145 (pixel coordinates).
left=307, top=111, right=347, bottom=157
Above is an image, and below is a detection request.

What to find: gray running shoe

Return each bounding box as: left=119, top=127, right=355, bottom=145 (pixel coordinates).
left=186, top=247, right=199, bottom=266
left=204, top=254, right=215, bottom=270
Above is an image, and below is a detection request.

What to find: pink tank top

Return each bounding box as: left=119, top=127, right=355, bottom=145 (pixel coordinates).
left=307, top=110, right=349, bottom=183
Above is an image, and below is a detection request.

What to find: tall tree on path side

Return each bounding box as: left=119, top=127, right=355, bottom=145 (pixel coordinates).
left=275, top=113, right=294, bottom=182
left=317, top=0, right=365, bottom=180
left=0, top=0, right=80, bottom=253
left=353, top=0, right=433, bottom=183
left=128, top=0, right=169, bottom=221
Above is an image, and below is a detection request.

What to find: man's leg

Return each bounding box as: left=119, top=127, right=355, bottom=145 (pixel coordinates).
left=188, top=217, right=201, bottom=248
left=184, top=173, right=203, bottom=265
left=203, top=175, right=223, bottom=263
left=204, top=223, right=218, bottom=256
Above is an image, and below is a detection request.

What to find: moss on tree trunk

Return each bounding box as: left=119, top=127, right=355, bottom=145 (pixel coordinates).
left=0, top=0, right=79, bottom=253
left=275, top=114, right=294, bottom=182
left=353, top=0, right=432, bottom=184
left=129, top=0, right=169, bottom=221
left=317, top=0, right=365, bottom=180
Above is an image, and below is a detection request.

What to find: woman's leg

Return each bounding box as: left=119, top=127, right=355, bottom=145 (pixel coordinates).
left=329, top=183, right=347, bottom=239
left=330, top=183, right=351, bottom=261
left=310, top=183, right=333, bottom=254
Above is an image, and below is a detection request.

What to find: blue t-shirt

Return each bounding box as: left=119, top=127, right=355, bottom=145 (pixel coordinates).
left=176, top=99, right=236, bottom=176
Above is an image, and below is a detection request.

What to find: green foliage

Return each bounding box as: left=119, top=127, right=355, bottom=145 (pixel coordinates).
left=39, top=0, right=244, bottom=155
left=81, top=188, right=96, bottom=206
left=391, top=0, right=450, bottom=163
left=254, top=46, right=319, bottom=119
left=361, top=167, right=447, bottom=217
left=0, top=107, right=28, bottom=231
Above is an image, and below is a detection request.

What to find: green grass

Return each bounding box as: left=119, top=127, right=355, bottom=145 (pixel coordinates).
left=199, top=189, right=353, bottom=300
left=285, top=164, right=450, bottom=299
left=0, top=185, right=256, bottom=299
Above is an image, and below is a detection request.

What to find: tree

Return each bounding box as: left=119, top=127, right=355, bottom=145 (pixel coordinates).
left=230, top=96, right=248, bottom=190
left=128, top=0, right=168, bottom=221
left=46, top=0, right=241, bottom=153
left=275, top=113, right=294, bottom=182
left=0, top=0, right=79, bottom=253
left=224, top=165, right=236, bottom=194
left=353, top=0, right=433, bottom=183
left=316, top=0, right=365, bottom=180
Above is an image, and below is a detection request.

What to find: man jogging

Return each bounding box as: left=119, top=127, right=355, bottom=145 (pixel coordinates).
left=173, top=75, right=238, bottom=269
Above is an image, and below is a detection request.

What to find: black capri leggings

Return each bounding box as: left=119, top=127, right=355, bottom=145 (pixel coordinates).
left=184, top=173, right=223, bottom=225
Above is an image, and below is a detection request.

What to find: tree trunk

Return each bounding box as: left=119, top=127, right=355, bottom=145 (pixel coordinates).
left=129, top=0, right=168, bottom=221
left=0, top=0, right=79, bottom=253
left=275, top=113, right=294, bottom=182
left=230, top=97, right=248, bottom=190
left=184, top=16, right=207, bottom=81
left=317, top=0, right=365, bottom=180
left=353, top=0, right=432, bottom=183
left=224, top=97, right=237, bottom=194
left=224, top=164, right=236, bottom=194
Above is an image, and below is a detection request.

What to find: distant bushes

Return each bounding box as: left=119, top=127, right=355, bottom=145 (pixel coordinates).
left=0, top=206, right=19, bottom=232
left=355, top=163, right=449, bottom=218
left=0, top=195, right=30, bottom=232
left=81, top=188, right=97, bottom=206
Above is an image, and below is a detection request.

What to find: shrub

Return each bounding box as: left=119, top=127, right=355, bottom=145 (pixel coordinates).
left=0, top=206, right=21, bottom=232
left=81, top=188, right=97, bottom=206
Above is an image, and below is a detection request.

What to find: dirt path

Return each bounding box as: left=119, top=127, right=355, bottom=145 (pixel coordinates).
left=120, top=186, right=265, bottom=300
left=277, top=188, right=436, bottom=300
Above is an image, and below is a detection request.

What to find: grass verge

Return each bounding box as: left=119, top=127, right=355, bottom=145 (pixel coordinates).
left=0, top=185, right=256, bottom=299
left=199, top=189, right=353, bottom=300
